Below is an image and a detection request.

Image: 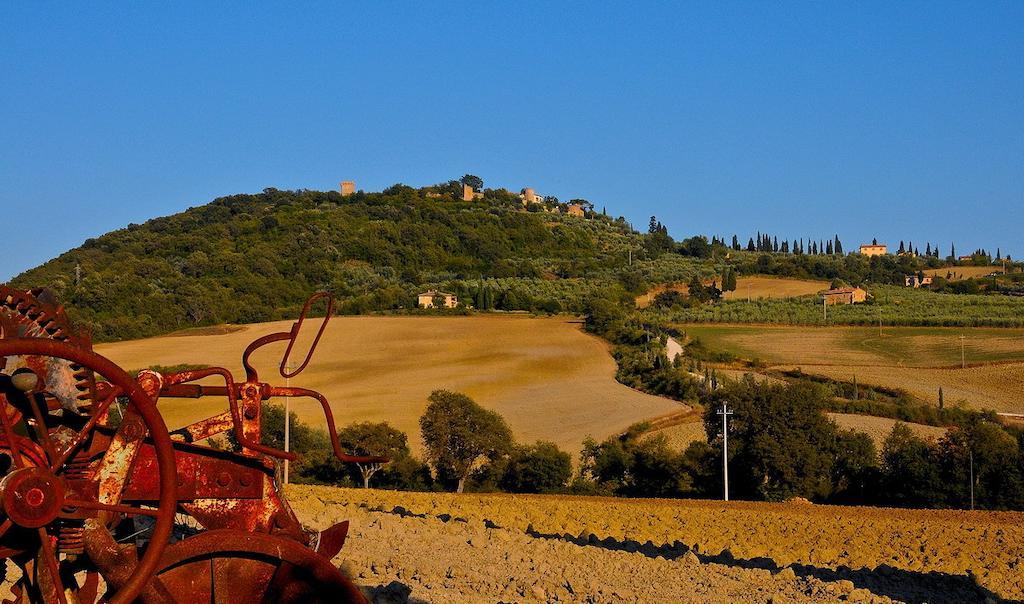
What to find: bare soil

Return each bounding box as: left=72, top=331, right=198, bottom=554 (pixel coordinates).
left=291, top=485, right=1019, bottom=603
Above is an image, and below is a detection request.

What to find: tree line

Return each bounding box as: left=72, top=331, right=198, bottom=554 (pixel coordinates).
left=265, top=379, right=1024, bottom=511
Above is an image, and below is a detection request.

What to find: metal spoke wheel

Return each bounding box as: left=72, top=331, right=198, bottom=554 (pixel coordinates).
left=150, top=530, right=367, bottom=603
left=0, top=339, right=177, bottom=604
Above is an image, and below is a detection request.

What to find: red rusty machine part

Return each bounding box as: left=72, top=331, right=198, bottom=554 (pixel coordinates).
left=0, top=287, right=377, bottom=603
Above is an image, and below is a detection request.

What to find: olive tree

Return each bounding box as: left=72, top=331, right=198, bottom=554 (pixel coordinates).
left=336, top=422, right=410, bottom=488
left=420, top=390, right=513, bottom=493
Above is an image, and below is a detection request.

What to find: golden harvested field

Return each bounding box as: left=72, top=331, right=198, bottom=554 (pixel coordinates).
left=96, top=316, right=682, bottom=455
left=924, top=265, right=1005, bottom=281
left=636, top=276, right=829, bottom=308
left=291, top=484, right=1024, bottom=601
left=681, top=324, right=1024, bottom=413
left=646, top=414, right=945, bottom=452
left=779, top=362, right=1024, bottom=413
left=722, top=276, right=831, bottom=300
left=827, top=413, right=947, bottom=448
left=646, top=420, right=706, bottom=449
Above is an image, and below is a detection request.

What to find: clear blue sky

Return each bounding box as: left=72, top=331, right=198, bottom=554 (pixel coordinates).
left=2, top=2, right=1022, bottom=281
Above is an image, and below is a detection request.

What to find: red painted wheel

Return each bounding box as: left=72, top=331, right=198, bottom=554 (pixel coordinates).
left=0, top=338, right=177, bottom=604
left=150, top=529, right=368, bottom=603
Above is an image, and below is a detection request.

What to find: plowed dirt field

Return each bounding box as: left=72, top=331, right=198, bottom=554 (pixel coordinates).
left=290, top=485, right=1022, bottom=603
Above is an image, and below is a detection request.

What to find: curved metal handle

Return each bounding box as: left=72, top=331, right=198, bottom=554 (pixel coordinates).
left=280, top=292, right=334, bottom=379
left=268, top=385, right=388, bottom=464
left=241, top=292, right=334, bottom=383
left=162, top=367, right=298, bottom=461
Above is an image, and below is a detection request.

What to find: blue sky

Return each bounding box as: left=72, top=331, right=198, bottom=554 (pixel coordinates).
left=2, top=2, right=1021, bottom=281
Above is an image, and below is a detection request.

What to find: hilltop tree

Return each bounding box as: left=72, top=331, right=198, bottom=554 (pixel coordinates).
left=460, top=174, right=484, bottom=192
left=420, top=390, right=513, bottom=493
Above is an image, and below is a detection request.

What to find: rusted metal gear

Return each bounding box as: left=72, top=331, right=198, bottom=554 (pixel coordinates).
left=0, top=339, right=178, bottom=604
left=1, top=289, right=375, bottom=602
left=0, top=287, right=95, bottom=414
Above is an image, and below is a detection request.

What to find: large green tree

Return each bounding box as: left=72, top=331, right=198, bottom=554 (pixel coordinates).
left=500, top=441, right=572, bottom=493
left=420, top=390, right=513, bottom=493
left=704, top=380, right=841, bottom=501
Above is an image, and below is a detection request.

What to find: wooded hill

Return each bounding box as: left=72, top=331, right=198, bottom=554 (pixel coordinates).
left=10, top=186, right=657, bottom=341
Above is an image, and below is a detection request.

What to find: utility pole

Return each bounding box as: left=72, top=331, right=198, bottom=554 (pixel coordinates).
left=822, top=297, right=827, bottom=323
left=878, top=306, right=882, bottom=337
left=959, top=334, right=966, bottom=369
left=718, top=402, right=733, bottom=501
left=284, top=360, right=296, bottom=484
left=628, top=249, right=632, bottom=266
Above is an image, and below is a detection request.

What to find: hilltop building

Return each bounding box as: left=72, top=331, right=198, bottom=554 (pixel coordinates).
left=340, top=181, right=356, bottom=196
left=417, top=290, right=458, bottom=309
left=821, top=287, right=868, bottom=305
left=462, top=184, right=484, bottom=201
left=566, top=203, right=586, bottom=217
left=859, top=243, right=888, bottom=256
left=519, top=187, right=539, bottom=205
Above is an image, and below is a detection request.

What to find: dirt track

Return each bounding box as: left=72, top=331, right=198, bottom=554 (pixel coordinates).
left=291, top=485, right=1020, bottom=603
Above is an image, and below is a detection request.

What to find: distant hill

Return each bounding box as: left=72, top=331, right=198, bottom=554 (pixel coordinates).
left=10, top=186, right=652, bottom=341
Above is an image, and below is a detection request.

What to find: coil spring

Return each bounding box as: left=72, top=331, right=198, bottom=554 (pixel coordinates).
left=58, top=522, right=85, bottom=555
left=64, top=452, right=92, bottom=481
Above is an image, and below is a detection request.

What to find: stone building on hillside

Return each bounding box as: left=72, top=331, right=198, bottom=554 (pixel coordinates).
left=566, top=203, right=586, bottom=217
left=820, top=287, right=868, bottom=305
left=904, top=275, right=934, bottom=288
left=519, top=187, right=539, bottom=205
left=462, top=184, right=484, bottom=201
left=418, top=290, right=459, bottom=309
left=859, top=243, right=888, bottom=256
left=340, top=181, right=356, bottom=196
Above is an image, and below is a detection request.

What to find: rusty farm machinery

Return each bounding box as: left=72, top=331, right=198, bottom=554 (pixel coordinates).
left=0, top=286, right=380, bottom=602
